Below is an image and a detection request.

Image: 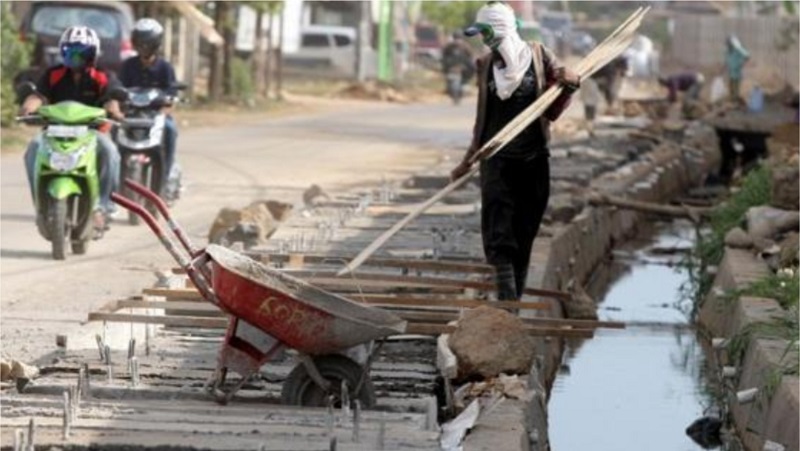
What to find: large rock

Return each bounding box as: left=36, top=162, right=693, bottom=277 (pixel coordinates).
left=208, top=200, right=293, bottom=248
left=779, top=232, right=799, bottom=268
left=448, top=306, right=535, bottom=380
left=563, top=284, right=598, bottom=320
left=746, top=206, right=800, bottom=240
left=770, top=167, right=799, bottom=211
left=724, top=227, right=753, bottom=249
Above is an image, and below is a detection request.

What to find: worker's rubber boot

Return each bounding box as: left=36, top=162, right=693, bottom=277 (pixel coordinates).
left=514, top=268, right=528, bottom=300
left=494, top=264, right=517, bottom=301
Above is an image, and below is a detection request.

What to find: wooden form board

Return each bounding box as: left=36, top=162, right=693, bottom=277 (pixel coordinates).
left=95, top=298, right=623, bottom=332
left=87, top=311, right=595, bottom=338
left=137, top=292, right=551, bottom=311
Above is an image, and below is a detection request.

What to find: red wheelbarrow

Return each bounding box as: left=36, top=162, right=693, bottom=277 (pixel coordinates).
left=111, top=180, right=407, bottom=407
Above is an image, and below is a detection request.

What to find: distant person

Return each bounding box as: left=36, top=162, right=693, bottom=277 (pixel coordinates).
left=658, top=72, right=705, bottom=103
left=580, top=77, right=601, bottom=135
left=591, top=56, right=628, bottom=110
left=725, top=35, right=750, bottom=101
left=441, top=31, right=475, bottom=84
left=659, top=72, right=705, bottom=118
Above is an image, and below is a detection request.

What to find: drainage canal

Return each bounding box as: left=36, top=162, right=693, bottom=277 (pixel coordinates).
left=548, top=221, right=742, bottom=451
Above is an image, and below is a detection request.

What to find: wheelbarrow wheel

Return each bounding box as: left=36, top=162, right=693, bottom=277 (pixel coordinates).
left=281, top=355, right=376, bottom=409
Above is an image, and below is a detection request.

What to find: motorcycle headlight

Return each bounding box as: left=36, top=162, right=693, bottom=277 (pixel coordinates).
left=49, top=149, right=83, bottom=172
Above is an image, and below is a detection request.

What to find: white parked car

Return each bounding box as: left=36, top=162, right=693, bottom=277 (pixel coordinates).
left=285, top=25, right=376, bottom=78
left=623, top=34, right=660, bottom=78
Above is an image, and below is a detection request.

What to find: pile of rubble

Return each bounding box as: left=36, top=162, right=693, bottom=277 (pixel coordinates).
left=337, top=81, right=412, bottom=103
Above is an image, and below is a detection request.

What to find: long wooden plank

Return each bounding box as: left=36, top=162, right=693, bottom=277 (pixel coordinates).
left=304, top=276, right=570, bottom=300
left=116, top=300, right=612, bottom=329
left=88, top=313, right=596, bottom=338
left=406, top=323, right=594, bottom=339
left=88, top=312, right=228, bottom=328
left=171, top=257, right=492, bottom=275
left=114, top=300, right=618, bottom=329
left=249, top=253, right=493, bottom=274
left=126, top=297, right=550, bottom=312
left=147, top=274, right=570, bottom=301
left=337, top=7, right=650, bottom=276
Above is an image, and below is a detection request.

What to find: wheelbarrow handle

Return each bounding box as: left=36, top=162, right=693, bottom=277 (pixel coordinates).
left=123, top=178, right=201, bottom=257
left=111, top=192, right=219, bottom=305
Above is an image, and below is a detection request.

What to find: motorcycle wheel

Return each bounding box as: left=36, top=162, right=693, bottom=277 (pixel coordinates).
left=49, top=198, right=69, bottom=260
left=127, top=162, right=143, bottom=226
left=72, top=239, right=89, bottom=255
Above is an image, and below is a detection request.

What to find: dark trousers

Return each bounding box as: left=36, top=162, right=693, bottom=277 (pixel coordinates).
left=480, top=155, right=550, bottom=297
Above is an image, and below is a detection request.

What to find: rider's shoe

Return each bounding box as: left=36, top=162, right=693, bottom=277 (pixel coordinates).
left=92, top=209, right=107, bottom=240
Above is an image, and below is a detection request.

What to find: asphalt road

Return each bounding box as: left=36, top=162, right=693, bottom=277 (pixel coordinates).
left=0, top=97, right=474, bottom=361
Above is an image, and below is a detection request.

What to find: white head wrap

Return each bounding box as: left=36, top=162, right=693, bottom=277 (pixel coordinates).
left=475, top=3, right=531, bottom=100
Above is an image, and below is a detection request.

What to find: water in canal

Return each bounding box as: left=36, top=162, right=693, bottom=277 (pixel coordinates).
left=548, top=221, right=739, bottom=451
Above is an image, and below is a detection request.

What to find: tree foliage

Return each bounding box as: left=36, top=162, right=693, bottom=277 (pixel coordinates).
left=1, top=3, right=32, bottom=127
left=420, top=1, right=482, bottom=35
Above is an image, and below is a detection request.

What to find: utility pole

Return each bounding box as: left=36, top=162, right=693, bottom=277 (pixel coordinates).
left=377, top=0, right=393, bottom=82
left=355, top=0, right=371, bottom=82
left=276, top=8, right=284, bottom=100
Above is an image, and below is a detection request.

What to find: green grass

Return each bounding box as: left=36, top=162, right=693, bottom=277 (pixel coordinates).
left=683, top=166, right=773, bottom=307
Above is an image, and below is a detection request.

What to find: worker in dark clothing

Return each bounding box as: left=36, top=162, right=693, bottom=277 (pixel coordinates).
left=119, top=18, right=180, bottom=199
left=659, top=71, right=705, bottom=118
left=19, top=26, right=124, bottom=231
left=658, top=72, right=705, bottom=103
left=450, top=2, right=579, bottom=301
left=592, top=56, right=627, bottom=110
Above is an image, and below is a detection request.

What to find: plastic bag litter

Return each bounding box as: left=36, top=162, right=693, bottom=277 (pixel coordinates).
left=710, top=76, right=727, bottom=103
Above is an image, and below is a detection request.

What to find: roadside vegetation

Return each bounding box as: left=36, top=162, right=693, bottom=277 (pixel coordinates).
left=683, top=163, right=799, bottom=408
left=684, top=165, right=773, bottom=307
left=1, top=3, right=32, bottom=128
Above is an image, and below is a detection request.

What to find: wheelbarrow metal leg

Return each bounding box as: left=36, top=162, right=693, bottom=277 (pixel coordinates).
left=354, top=340, right=384, bottom=396
left=300, top=354, right=332, bottom=392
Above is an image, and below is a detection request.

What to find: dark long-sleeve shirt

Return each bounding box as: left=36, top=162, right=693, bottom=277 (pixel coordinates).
left=119, top=57, right=176, bottom=95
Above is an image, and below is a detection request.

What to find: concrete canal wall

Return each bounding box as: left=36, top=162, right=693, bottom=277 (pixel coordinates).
left=465, top=130, right=721, bottom=450
left=699, top=249, right=799, bottom=451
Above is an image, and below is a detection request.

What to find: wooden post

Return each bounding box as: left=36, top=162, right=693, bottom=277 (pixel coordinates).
left=164, top=17, right=173, bottom=62
left=175, top=17, right=187, bottom=82
left=276, top=8, right=284, bottom=100
left=265, top=12, right=274, bottom=99
left=253, top=10, right=265, bottom=98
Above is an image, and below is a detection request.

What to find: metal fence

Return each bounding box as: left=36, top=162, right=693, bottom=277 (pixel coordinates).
left=668, top=13, right=799, bottom=88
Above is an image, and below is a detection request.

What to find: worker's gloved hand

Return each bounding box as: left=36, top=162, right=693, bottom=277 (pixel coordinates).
left=450, top=160, right=472, bottom=182
left=555, top=67, right=581, bottom=93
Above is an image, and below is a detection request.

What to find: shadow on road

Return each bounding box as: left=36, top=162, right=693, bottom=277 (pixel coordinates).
left=1, top=213, right=35, bottom=223
left=1, top=248, right=51, bottom=260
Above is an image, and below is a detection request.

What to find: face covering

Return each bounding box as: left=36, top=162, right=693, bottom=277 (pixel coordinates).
left=474, top=3, right=531, bottom=100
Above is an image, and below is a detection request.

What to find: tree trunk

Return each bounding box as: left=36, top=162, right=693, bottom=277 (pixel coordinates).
left=264, top=12, right=274, bottom=99
left=222, top=3, right=235, bottom=97
left=208, top=1, right=227, bottom=101
left=276, top=9, right=284, bottom=100
left=253, top=10, right=265, bottom=98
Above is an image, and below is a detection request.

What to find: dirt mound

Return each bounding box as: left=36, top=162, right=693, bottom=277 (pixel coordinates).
left=337, top=81, right=412, bottom=103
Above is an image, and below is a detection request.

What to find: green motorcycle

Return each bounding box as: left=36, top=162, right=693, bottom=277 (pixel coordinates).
left=18, top=101, right=109, bottom=260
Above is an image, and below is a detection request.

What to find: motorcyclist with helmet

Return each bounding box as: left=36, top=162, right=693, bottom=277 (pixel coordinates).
left=442, top=31, right=475, bottom=85
left=118, top=18, right=180, bottom=200
left=19, top=26, right=124, bottom=232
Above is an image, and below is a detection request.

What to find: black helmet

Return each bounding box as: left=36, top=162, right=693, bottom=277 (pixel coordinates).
left=132, top=18, right=164, bottom=58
